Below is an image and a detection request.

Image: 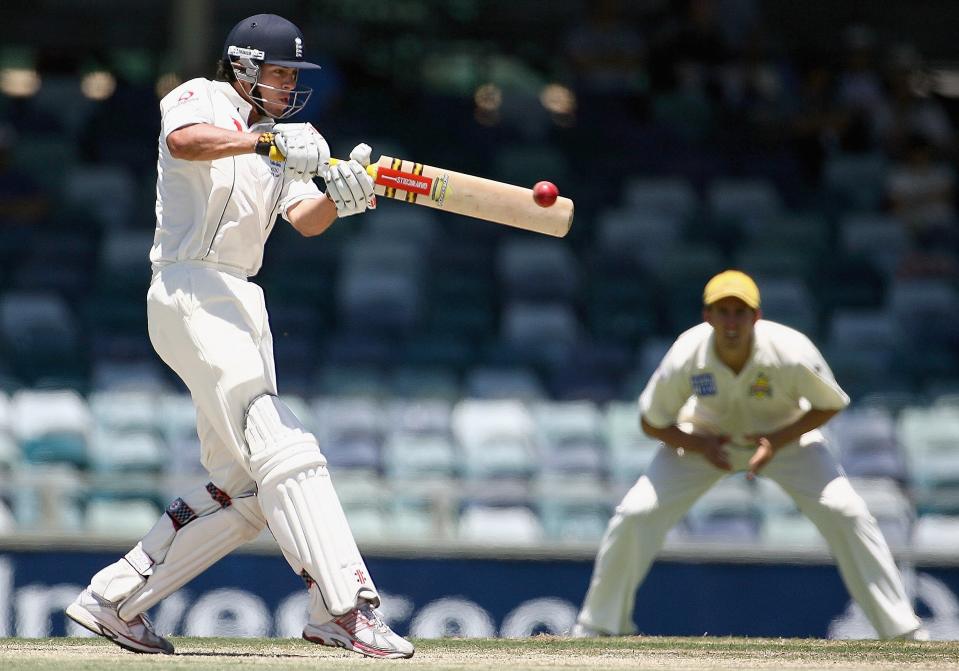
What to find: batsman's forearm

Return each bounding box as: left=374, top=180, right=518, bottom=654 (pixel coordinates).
left=166, top=123, right=261, bottom=161
left=287, top=195, right=338, bottom=237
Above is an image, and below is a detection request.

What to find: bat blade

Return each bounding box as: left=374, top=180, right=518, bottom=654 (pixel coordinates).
left=333, top=155, right=573, bottom=237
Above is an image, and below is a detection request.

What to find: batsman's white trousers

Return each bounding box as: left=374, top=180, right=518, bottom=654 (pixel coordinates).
left=148, top=262, right=276, bottom=485
left=577, top=440, right=922, bottom=639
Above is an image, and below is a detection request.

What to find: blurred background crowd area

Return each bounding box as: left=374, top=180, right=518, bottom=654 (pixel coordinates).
left=0, top=0, right=958, bottom=548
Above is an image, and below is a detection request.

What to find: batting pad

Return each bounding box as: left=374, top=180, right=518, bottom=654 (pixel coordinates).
left=116, top=495, right=264, bottom=619
left=245, top=394, right=377, bottom=616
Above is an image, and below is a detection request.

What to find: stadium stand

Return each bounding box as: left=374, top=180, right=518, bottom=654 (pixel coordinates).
left=1, top=2, right=958, bottom=549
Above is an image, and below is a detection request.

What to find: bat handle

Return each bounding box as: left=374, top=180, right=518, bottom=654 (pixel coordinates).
left=328, top=157, right=378, bottom=178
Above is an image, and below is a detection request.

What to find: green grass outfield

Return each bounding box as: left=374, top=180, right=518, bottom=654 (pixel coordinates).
left=0, top=636, right=956, bottom=671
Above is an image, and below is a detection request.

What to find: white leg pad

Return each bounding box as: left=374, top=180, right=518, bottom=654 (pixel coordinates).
left=245, top=394, right=377, bottom=617
left=88, top=482, right=266, bottom=621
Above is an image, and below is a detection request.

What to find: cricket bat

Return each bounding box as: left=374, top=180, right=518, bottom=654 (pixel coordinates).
left=331, top=155, right=574, bottom=238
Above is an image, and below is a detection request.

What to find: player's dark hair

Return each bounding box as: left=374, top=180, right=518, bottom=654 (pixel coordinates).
left=215, top=59, right=236, bottom=82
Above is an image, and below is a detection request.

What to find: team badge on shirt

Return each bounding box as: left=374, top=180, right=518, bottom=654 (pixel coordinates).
left=749, top=372, right=773, bottom=398
left=691, top=373, right=717, bottom=396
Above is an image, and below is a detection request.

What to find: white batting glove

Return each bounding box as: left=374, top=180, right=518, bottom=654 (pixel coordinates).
left=322, top=143, right=376, bottom=217
left=273, top=123, right=330, bottom=182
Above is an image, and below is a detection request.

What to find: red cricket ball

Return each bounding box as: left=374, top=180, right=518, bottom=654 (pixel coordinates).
left=532, top=181, right=559, bottom=207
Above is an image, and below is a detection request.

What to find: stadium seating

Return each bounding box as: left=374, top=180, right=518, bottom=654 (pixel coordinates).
left=686, top=475, right=762, bottom=542
left=451, top=400, right=538, bottom=479
left=8, top=4, right=959, bottom=551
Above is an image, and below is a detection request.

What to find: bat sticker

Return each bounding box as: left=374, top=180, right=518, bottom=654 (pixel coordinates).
left=430, top=173, right=450, bottom=206
left=375, top=166, right=433, bottom=198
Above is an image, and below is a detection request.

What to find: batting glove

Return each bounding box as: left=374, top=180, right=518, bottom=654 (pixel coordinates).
left=323, top=143, right=376, bottom=217
left=271, top=123, right=330, bottom=182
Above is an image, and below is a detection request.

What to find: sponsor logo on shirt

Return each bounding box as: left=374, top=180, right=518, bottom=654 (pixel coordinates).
left=171, top=90, right=199, bottom=109
left=691, top=373, right=717, bottom=396
left=749, top=372, right=773, bottom=398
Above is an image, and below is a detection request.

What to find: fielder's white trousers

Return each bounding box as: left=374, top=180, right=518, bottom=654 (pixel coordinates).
left=577, top=440, right=922, bottom=639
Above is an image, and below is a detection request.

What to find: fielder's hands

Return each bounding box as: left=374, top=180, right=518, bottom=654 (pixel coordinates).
left=745, top=435, right=776, bottom=480
left=322, top=143, right=376, bottom=217
left=272, top=123, right=330, bottom=182
left=685, top=434, right=732, bottom=472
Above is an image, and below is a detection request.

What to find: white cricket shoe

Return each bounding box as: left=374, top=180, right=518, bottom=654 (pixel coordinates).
left=303, top=603, right=414, bottom=659
left=570, top=622, right=611, bottom=638
left=897, top=626, right=930, bottom=641
left=65, top=588, right=174, bottom=655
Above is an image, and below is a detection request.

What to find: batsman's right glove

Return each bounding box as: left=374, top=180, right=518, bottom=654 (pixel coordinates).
left=322, top=143, right=376, bottom=217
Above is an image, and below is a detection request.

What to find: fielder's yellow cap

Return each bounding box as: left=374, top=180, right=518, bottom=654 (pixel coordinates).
left=703, top=270, right=760, bottom=309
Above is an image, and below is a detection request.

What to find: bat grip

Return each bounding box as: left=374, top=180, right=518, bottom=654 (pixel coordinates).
left=266, top=149, right=378, bottom=179
left=329, top=157, right=378, bottom=178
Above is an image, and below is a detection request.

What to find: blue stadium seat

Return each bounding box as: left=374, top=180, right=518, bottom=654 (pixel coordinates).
left=595, top=207, right=685, bottom=263
left=10, top=389, right=91, bottom=467
left=311, top=397, right=385, bottom=472
left=463, top=365, right=547, bottom=402
left=85, top=497, right=160, bottom=537
left=604, top=401, right=661, bottom=484
left=897, top=406, right=959, bottom=514
left=336, top=270, right=422, bottom=333
left=333, top=471, right=390, bottom=541
left=535, top=475, right=612, bottom=543
left=451, top=400, right=538, bottom=479
left=621, top=175, right=699, bottom=220
left=707, top=177, right=783, bottom=235
left=686, top=475, right=761, bottom=542
left=533, top=401, right=606, bottom=477
left=382, top=433, right=457, bottom=479
left=501, top=301, right=579, bottom=351
left=389, top=366, right=461, bottom=400
left=826, top=407, right=908, bottom=482
left=386, top=399, right=453, bottom=438
left=0, top=291, right=83, bottom=384
left=823, top=152, right=888, bottom=212
left=753, top=277, right=818, bottom=335
left=497, top=239, right=579, bottom=302
left=839, top=213, right=910, bottom=274
left=63, top=164, right=138, bottom=231
left=849, top=477, right=914, bottom=548
left=458, top=503, right=544, bottom=544
left=12, top=463, right=85, bottom=532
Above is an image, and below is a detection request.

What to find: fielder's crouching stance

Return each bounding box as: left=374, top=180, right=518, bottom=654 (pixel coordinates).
left=571, top=270, right=926, bottom=642
left=66, top=12, right=412, bottom=658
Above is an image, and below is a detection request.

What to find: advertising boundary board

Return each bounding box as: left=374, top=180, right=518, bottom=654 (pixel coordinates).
left=1, top=540, right=957, bottom=640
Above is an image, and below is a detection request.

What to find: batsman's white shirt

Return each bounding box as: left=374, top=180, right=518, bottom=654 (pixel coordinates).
left=640, top=320, right=849, bottom=446
left=151, top=77, right=322, bottom=277
left=147, top=77, right=322, bottom=480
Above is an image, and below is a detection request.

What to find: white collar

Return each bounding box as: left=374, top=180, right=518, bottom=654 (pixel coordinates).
left=212, top=80, right=256, bottom=127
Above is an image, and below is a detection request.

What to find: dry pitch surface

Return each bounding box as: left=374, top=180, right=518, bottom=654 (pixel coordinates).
left=0, top=636, right=956, bottom=670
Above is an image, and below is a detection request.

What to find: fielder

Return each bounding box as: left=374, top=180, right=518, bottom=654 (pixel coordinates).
left=572, top=270, right=926, bottom=640
left=65, top=14, right=413, bottom=658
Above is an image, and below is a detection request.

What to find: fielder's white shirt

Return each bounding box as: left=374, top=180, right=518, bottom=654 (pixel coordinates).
left=150, top=78, right=323, bottom=277
left=640, top=320, right=849, bottom=447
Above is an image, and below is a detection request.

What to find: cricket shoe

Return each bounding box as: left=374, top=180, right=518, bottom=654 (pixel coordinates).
left=303, top=602, right=414, bottom=659
left=65, top=588, right=174, bottom=655
left=897, top=626, right=930, bottom=641
left=569, top=622, right=612, bottom=638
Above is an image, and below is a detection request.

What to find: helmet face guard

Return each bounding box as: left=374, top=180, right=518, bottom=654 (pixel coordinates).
left=227, top=45, right=312, bottom=119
